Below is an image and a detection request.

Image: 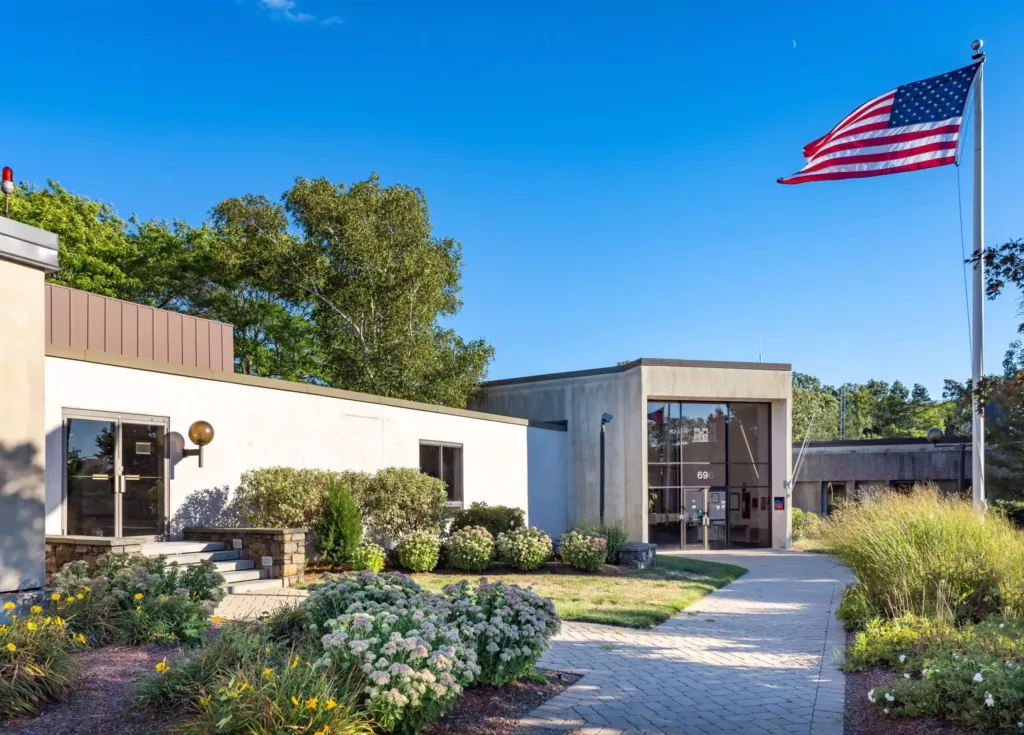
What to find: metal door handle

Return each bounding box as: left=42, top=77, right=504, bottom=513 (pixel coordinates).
left=123, top=474, right=141, bottom=481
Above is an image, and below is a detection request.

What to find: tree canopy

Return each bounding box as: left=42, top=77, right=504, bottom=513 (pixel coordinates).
left=5, top=175, right=493, bottom=407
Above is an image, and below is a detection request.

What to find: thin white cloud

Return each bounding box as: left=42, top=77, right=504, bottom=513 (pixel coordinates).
left=321, top=15, right=344, bottom=25
left=257, top=0, right=331, bottom=24
left=260, top=0, right=295, bottom=8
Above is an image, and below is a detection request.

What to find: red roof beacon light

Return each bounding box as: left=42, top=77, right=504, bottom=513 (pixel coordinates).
left=1, top=167, right=13, bottom=198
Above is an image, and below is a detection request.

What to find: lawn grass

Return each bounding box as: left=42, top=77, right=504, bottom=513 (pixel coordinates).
left=792, top=537, right=835, bottom=554
left=411, top=555, right=747, bottom=629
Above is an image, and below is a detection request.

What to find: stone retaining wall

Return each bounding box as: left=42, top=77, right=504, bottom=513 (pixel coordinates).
left=45, top=535, right=153, bottom=580
left=184, top=527, right=306, bottom=586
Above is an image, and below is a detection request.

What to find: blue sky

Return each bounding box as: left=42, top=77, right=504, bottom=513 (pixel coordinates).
left=6, top=1, right=1024, bottom=395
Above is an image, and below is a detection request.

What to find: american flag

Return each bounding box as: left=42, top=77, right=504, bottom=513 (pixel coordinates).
left=778, top=63, right=980, bottom=184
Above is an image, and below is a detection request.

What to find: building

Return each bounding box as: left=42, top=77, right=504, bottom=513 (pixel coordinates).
left=476, top=360, right=793, bottom=549
left=791, top=437, right=971, bottom=514
left=0, top=216, right=796, bottom=599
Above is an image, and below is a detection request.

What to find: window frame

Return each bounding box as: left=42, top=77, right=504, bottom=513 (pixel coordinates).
left=418, top=440, right=464, bottom=506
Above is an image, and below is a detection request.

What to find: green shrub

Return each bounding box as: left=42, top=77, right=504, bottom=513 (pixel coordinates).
left=49, top=554, right=224, bottom=646
left=495, top=527, right=552, bottom=571
left=792, top=507, right=822, bottom=541
left=317, top=479, right=364, bottom=565
left=443, top=526, right=494, bottom=572
left=837, top=584, right=878, bottom=633
left=0, top=603, right=84, bottom=720
left=578, top=523, right=628, bottom=564
left=820, top=486, right=1024, bottom=626
left=992, top=499, right=1024, bottom=529
left=137, top=623, right=263, bottom=710
left=358, top=467, right=448, bottom=541
left=234, top=467, right=344, bottom=528
left=181, top=654, right=373, bottom=735
left=349, top=542, right=386, bottom=573
left=449, top=502, right=525, bottom=538
left=397, top=531, right=441, bottom=572
left=559, top=530, right=608, bottom=572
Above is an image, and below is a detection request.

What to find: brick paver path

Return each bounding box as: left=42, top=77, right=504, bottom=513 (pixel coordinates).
left=520, top=550, right=852, bottom=735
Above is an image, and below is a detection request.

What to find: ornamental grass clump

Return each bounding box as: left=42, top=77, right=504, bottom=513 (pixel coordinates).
left=350, top=542, right=387, bottom=573
left=180, top=653, right=373, bottom=735
left=0, top=601, right=86, bottom=720
left=318, top=586, right=480, bottom=733
left=443, top=526, right=494, bottom=572
left=559, top=530, right=608, bottom=572
left=397, top=532, right=441, bottom=573
left=443, top=579, right=561, bottom=686
left=822, top=485, right=1024, bottom=627
left=495, top=527, right=552, bottom=571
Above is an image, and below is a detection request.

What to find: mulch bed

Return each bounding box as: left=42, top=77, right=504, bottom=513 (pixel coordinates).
left=0, top=645, right=182, bottom=735
left=422, top=671, right=581, bottom=735
left=2, top=641, right=579, bottom=735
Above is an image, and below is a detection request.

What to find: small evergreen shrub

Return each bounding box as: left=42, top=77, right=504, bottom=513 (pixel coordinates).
left=792, top=507, right=822, bottom=541
left=559, top=530, right=607, bottom=572
left=349, top=542, right=386, bottom=573
left=578, top=522, right=628, bottom=564
left=397, top=531, right=441, bottom=572
left=316, top=479, right=364, bottom=565
left=449, top=502, right=525, bottom=538
left=0, top=602, right=84, bottom=720
left=443, top=526, right=494, bottom=572
left=495, top=527, right=552, bottom=571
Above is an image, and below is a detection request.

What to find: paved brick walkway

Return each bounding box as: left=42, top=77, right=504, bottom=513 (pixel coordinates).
left=520, top=550, right=852, bottom=735
left=215, top=586, right=307, bottom=620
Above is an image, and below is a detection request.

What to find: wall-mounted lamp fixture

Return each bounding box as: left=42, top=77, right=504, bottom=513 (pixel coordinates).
left=184, top=420, right=215, bottom=468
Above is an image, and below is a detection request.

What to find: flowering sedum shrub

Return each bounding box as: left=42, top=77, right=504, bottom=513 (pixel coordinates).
left=302, top=571, right=425, bottom=628
left=559, top=530, right=608, bottom=572
left=443, top=579, right=561, bottom=686
left=495, top=527, right=552, bottom=571
left=397, top=532, right=441, bottom=573
left=443, top=526, right=494, bottom=572
left=350, top=542, right=387, bottom=573
left=315, top=573, right=481, bottom=733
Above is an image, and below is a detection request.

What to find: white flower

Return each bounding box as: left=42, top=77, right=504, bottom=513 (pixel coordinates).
left=974, top=672, right=984, bottom=683
left=1017, top=721, right=1023, bottom=729
left=867, top=688, right=877, bottom=703
left=883, top=708, right=890, bottom=714
left=903, top=673, right=911, bottom=679
left=1001, top=623, right=1006, bottom=628
left=985, top=692, right=995, bottom=708
left=899, top=654, right=906, bottom=663
left=884, top=693, right=895, bottom=703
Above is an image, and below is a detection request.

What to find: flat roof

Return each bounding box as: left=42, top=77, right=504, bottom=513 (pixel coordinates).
left=484, top=357, right=791, bottom=388
left=798, top=437, right=970, bottom=449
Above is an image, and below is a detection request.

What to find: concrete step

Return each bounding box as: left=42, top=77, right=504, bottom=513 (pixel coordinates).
left=162, top=550, right=242, bottom=565
left=224, top=577, right=285, bottom=594
left=142, top=541, right=226, bottom=556
left=220, top=568, right=267, bottom=584
left=210, top=559, right=255, bottom=572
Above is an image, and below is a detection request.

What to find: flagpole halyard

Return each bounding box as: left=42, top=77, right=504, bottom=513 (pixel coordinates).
left=970, top=39, right=986, bottom=511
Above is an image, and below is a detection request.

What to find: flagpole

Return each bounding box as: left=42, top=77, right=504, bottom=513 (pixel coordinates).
left=971, top=39, right=986, bottom=510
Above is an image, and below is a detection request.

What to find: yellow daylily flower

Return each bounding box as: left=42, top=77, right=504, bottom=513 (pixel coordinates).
left=135, top=606, right=142, bottom=612
left=51, top=593, right=60, bottom=601
left=54, top=617, right=65, bottom=627
left=76, top=593, right=84, bottom=600
left=6, top=643, right=15, bottom=652
left=134, top=593, right=144, bottom=601
left=30, top=605, right=41, bottom=615
left=305, top=697, right=318, bottom=710
left=325, top=698, right=337, bottom=710
left=265, top=646, right=272, bottom=654
left=159, top=596, right=168, bottom=603
left=155, top=657, right=170, bottom=674
left=65, top=596, right=75, bottom=603
left=291, top=696, right=300, bottom=707
left=75, top=634, right=87, bottom=645
left=25, top=622, right=37, bottom=631
left=237, top=682, right=248, bottom=692
left=212, top=616, right=222, bottom=624
left=263, top=668, right=274, bottom=678
left=3, top=602, right=14, bottom=611
left=291, top=657, right=299, bottom=669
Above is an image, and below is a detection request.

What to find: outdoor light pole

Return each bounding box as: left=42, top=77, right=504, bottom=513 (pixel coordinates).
left=599, top=413, right=613, bottom=525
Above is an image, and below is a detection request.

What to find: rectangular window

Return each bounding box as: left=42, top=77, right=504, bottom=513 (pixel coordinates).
left=419, top=442, right=463, bottom=503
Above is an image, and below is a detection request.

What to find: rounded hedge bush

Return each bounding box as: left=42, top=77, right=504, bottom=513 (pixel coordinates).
left=496, top=527, right=552, bottom=571
left=559, top=530, right=607, bottom=572
left=349, top=542, right=386, bottom=573
left=397, top=531, right=441, bottom=572
left=444, top=526, right=494, bottom=572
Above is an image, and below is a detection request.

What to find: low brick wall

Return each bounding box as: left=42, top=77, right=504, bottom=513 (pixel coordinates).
left=45, top=535, right=154, bottom=581
left=184, top=527, right=306, bottom=586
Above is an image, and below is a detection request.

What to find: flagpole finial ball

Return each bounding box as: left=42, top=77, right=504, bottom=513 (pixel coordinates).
left=971, top=39, right=983, bottom=51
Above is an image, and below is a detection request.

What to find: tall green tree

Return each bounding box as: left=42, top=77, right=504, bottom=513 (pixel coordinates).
left=792, top=373, right=840, bottom=442
left=228, top=174, right=494, bottom=406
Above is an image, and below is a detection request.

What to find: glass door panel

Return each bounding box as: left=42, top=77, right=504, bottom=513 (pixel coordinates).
left=683, top=489, right=706, bottom=549
left=66, top=418, right=117, bottom=536
left=120, top=423, right=166, bottom=536
left=707, top=490, right=728, bottom=550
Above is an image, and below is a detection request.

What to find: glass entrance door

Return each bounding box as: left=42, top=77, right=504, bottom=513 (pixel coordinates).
left=682, top=488, right=728, bottom=550
left=65, top=415, right=167, bottom=537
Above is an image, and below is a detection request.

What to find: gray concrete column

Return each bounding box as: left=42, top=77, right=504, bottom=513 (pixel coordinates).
left=0, top=217, right=58, bottom=594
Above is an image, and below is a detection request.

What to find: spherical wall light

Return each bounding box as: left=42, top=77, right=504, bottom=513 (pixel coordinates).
left=188, top=420, right=215, bottom=447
